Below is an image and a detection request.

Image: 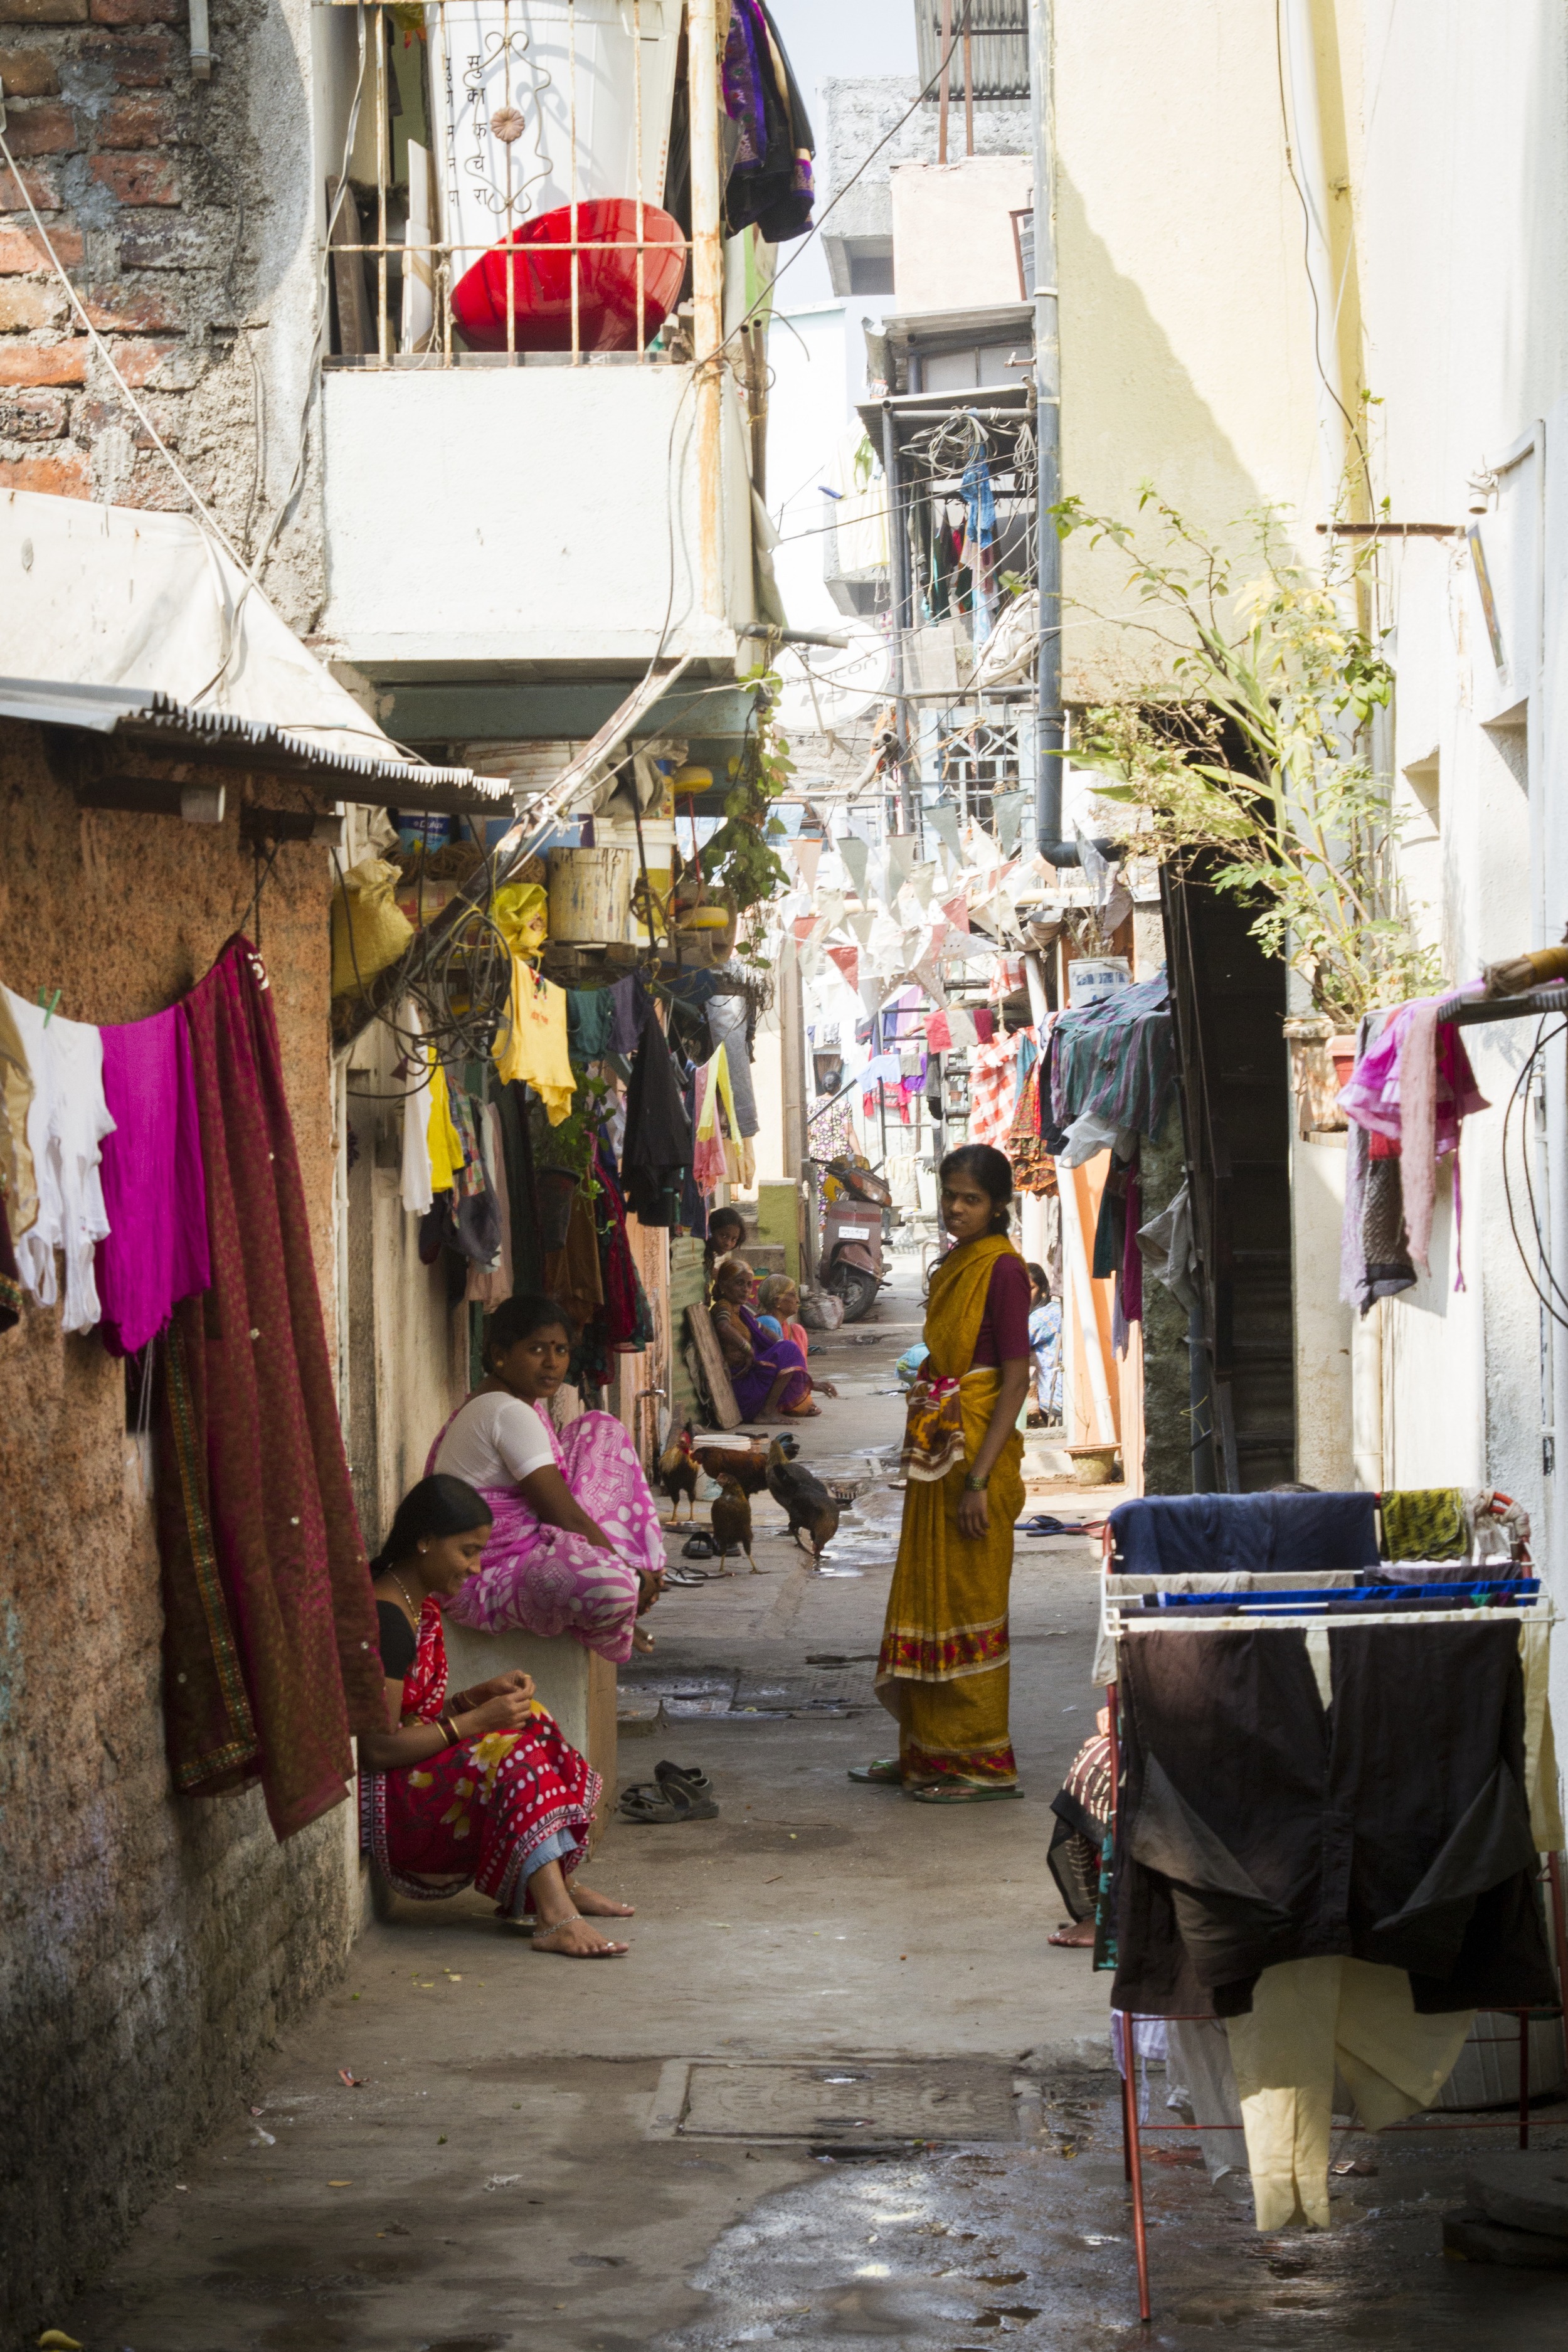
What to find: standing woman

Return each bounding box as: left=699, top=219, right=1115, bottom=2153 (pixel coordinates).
left=857, top=1145, right=1032, bottom=1803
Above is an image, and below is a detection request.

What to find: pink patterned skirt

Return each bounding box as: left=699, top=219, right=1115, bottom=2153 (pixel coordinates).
left=436, top=1407, right=665, bottom=1664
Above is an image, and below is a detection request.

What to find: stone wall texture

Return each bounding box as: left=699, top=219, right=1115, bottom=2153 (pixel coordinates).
left=0, top=728, right=357, bottom=2336
left=0, top=0, right=325, bottom=627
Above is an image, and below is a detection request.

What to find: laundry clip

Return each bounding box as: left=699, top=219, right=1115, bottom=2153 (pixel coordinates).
left=38, top=987, right=61, bottom=1026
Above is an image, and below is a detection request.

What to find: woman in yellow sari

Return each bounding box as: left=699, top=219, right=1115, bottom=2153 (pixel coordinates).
left=856, top=1145, right=1032, bottom=1803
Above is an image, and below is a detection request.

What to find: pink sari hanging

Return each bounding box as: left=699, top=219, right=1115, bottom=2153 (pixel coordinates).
left=432, top=1402, right=665, bottom=1663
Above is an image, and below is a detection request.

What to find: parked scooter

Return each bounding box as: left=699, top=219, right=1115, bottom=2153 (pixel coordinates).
left=815, top=1155, right=894, bottom=1323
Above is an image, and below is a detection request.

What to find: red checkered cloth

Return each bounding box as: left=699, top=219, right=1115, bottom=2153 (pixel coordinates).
left=968, top=1035, right=1019, bottom=1150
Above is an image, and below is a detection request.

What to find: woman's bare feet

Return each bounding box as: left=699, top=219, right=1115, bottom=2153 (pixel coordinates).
left=531, top=1914, right=630, bottom=1957
left=569, top=1882, right=635, bottom=1918
left=632, top=1624, right=656, bottom=1653
left=1047, top=1919, right=1096, bottom=1947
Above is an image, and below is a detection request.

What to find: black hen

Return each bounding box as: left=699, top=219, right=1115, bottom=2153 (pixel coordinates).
left=765, top=1440, right=840, bottom=1561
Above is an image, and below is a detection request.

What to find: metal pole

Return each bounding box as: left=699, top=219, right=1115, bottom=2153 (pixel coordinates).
left=688, top=0, right=724, bottom=622
left=962, top=10, right=975, bottom=157
left=938, top=0, right=952, bottom=164
left=882, top=398, right=916, bottom=834
left=1029, top=0, right=1068, bottom=862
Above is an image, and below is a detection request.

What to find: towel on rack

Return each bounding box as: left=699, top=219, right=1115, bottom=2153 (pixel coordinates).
left=1109, top=1492, right=1379, bottom=1577
left=1380, top=1486, right=1469, bottom=1561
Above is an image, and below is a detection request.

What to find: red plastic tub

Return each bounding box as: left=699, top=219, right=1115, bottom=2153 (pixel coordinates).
left=451, top=198, right=686, bottom=354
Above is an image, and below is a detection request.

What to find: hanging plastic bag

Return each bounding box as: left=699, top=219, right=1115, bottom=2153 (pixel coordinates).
left=331, top=857, right=415, bottom=998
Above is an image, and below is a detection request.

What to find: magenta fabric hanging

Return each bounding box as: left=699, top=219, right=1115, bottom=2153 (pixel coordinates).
left=97, top=1004, right=209, bottom=1356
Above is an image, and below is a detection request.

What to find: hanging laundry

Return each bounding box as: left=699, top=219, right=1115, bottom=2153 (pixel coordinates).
left=622, top=1012, right=693, bottom=1229
left=1338, top=995, right=1488, bottom=1293
left=692, top=1043, right=739, bottom=1195
left=399, top=999, right=434, bottom=1217
left=1051, top=973, right=1173, bottom=1140
left=447, top=1087, right=502, bottom=1266
left=495, top=1079, right=546, bottom=1292
left=960, top=450, right=999, bottom=641
left=426, top=1056, right=464, bottom=1194
left=96, top=1005, right=209, bottom=1358
left=0, top=1197, right=20, bottom=1333
left=465, top=1099, right=513, bottom=1309
left=968, top=1034, right=1019, bottom=1150
left=494, top=956, right=575, bottom=1124
left=154, top=938, right=384, bottom=1841
left=0, top=988, right=37, bottom=1237
left=3, top=988, right=114, bottom=1335
left=566, top=986, right=617, bottom=1065
left=721, top=0, right=815, bottom=242
left=1379, top=1488, right=1470, bottom=1562
left=706, top=991, right=760, bottom=1140
left=607, top=973, right=652, bottom=1056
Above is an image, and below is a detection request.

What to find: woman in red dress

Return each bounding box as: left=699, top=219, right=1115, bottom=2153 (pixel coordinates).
left=358, top=1475, right=633, bottom=1957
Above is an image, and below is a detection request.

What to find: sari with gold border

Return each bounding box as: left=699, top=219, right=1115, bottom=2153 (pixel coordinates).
left=876, top=1232, right=1025, bottom=1785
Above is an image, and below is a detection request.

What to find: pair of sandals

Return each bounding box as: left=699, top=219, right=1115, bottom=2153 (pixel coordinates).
left=847, top=1759, right=1023, bottom=1804
left=617, top=1759, right=719, bottom=1824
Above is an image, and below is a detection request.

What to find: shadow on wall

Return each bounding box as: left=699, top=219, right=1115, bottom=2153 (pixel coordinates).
left=1055, top=165, right=1271, bottom=701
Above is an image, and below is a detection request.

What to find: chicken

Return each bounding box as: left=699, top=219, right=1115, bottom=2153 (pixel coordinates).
left=710, top=1474, right=758, bottom=1574
left=693, top=1432, right=798, bottom=1496
left=765, top=1440, right=840, bottom=1562
left=658, top=1424, right=699, bottom=1524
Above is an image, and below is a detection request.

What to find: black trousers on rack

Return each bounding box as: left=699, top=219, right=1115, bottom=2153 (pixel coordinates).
left=1111, top=1621, right=1556, bottom=2019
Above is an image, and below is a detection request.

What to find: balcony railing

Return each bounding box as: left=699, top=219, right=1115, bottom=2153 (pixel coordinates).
left=319, top=0, right=690, bottom=368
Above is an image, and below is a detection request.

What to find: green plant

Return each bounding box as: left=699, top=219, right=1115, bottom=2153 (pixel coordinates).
left=699, top=667, right=793, bottom=959
left=1051, top=489, right=1441, bottom=1027
left=548, top=1070, right=610, bottom=1190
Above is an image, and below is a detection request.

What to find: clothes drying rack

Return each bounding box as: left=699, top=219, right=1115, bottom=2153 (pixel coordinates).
left=1094, top=1540, right=1568, bottom=2325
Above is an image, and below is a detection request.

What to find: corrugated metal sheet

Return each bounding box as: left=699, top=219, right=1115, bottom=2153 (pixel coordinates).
left=913, top=1, right=1030, bottom=102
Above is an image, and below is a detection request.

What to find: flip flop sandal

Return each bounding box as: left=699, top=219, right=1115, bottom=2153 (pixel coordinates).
left=908, top=1783, right=1025, bottom=1804
left=617, top=1779, right=719, bottom=1825
left=655, top=1759, right=712, bottom=1795
left=681, top=1533, right=719, bottom=1560
left=847, top=1759, right=904, bottom=1786
left=662, top=1565, right=710, bottom=1586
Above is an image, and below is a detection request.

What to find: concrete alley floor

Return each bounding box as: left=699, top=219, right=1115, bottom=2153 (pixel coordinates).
left=59, top=1259, right=1568, bottom=2352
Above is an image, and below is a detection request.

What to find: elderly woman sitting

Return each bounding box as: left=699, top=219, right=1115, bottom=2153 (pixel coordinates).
left=709, top=1256, right=837, bottom=1421
left=358, top=1473, right=634, bottom=1956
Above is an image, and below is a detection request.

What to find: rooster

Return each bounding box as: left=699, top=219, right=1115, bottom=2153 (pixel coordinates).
left=710, top=1474, right=758, bottom=1574
left=693, top=1432, right=798, bottom=1496
left=658, top=1424, right=699, bottom=1525
left=764, top=1439, right=840, bottom=1561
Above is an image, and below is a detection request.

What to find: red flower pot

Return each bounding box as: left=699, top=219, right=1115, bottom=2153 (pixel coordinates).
left=451, top=198, right=686, bottom=354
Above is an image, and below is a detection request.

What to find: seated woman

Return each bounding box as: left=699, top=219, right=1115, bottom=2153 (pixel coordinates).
left=358, top=1474, right=633, bottom=1957
left=709, top=1257, right=837, bottom=1422
left=756, top=1274, right=811, bottom=1361
left=432, top=1293, right=666, bottom=1660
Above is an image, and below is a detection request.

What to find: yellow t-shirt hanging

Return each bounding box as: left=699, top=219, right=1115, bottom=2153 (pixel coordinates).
left=426, top=1056, right=464, bottom=1194
left=494, top=954, right=575, bottom=1125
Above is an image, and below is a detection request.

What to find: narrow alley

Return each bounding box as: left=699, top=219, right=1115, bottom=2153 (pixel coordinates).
left=4, top=2, right=1568, bottom=2348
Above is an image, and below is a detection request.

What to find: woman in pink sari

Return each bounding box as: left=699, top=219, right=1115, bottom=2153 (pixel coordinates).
left=433, top=1293, right=665, bottom=1662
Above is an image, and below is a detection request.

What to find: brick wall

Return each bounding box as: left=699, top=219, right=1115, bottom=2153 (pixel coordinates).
left=0, top=731, right=357, bottom=2336
left=0, top=0, right=326, bottom=624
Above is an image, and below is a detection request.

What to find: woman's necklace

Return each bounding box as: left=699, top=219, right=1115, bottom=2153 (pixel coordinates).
left=391, top=1572, right=423, bottom=1624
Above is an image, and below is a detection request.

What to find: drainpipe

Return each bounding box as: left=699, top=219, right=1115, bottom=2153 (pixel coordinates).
left=1278, top=0, right=1349, bottom=522
left=882, top=400, right=916, bottom=833
left=1027, top=0, right=1072, bottom=863
left=687, top=0, right=724, bottom=622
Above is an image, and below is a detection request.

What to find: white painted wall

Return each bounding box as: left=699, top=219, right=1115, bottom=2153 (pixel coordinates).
left=765, top=302, right=864, bottom=633
left=317, top=365, right=755, bottom=664
left=889, top=156, right=1032, bottom=312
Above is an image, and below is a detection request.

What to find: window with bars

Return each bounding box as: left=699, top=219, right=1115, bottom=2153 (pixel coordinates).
left=320, top=0, right=693, bottom=368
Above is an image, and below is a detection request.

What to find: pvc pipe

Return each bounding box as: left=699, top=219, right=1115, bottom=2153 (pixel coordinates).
left=1028, top=0, right=1069, bottom=861
left=687, top=0, right=724, bottom=620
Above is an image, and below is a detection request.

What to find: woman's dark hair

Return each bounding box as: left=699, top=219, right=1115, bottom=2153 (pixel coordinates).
left=709, top=1206, right=746, bottom=1244
left=483, top=1291, right=575, bottom=1369
left=939, top=1143, right=1015, bottom=1234
left=1025, top=1260, right=1051, bottom=1301
left=371, top=1475, right=491, bottom=1572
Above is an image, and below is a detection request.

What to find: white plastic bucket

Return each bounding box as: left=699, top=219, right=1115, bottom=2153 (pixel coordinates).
left=1069, top=956, right=1132, bottom=1007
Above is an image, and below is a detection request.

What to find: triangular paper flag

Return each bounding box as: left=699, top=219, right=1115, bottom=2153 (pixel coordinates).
left=914, top=952, right=949, bottom=1009
left=859, top=977, right=891, bottom=1019
left=816, top=889, right=848, bottom=934
left=838, top=835, right=870, bottom=902
left=846, top=910, right=876, bottom=948
left=886, top=834, right=918, bottom=899
left=966, top=822, right=1001, bottom=874
left=904, top=861, right=937, bottom=914
left=924, top=802, right=962, bottom=868
left=991, top=791, right=1026, bottom=854
left=940, top=890, right=971, bottom=933
left=826, top=944, right=859, bottom=993
left=792, top=838, right=822, bottom=895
